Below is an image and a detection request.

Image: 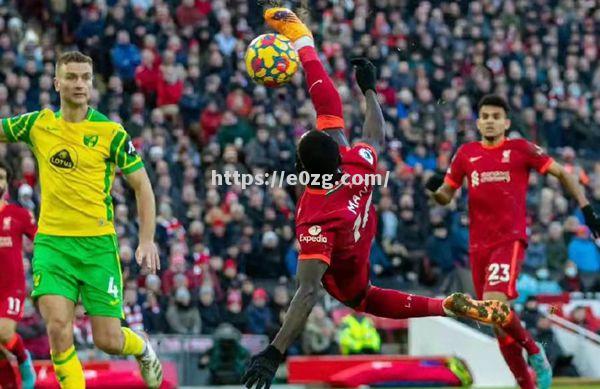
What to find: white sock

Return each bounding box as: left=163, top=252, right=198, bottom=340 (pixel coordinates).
left=293, top=36, right=314, bottom=51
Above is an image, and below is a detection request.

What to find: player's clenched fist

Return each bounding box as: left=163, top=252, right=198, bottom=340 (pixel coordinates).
left=242, top=345, right=283, bottom=389
left=136, top=241, right=161, bottom=273
left=351, top=57, right=377, bottom=94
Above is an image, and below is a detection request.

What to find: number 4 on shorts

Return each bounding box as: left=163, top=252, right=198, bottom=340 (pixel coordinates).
left=107, top=277, right=119, bottom=298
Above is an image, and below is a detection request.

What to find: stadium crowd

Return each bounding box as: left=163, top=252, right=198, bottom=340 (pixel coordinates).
left=1, top=0, right=600, bottom=367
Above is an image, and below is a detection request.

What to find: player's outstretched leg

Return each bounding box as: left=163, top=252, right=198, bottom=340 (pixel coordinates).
left=350, top=286, right=512, bottom=324
left=264, top=7, right=345, bottom=133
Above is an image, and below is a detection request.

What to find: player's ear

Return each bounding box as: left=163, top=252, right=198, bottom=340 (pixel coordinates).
left=505, top=118, right=511, bottom=130
left=53, top=76, right=60, bottom=92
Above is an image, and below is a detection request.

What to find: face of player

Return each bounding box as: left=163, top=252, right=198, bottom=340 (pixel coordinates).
left=476, top=105, right=510, bottom=143
left=54, top=62, right=93, bottom=107
left=0, top=168, right=6, bottom=198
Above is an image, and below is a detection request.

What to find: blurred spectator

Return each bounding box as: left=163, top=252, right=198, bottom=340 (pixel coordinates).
left=546, top=222, right=568, bottom=276
left=111, top=30, right=141, bottom=90
left=221, top=290, right=247, bottom=333
left=245, top=288, right=273, bottom=335
left=166, top=287, right=201, bottom=335
left=521, top=297, right=542, bottom=330
left=302, top=304, right=336, bottom=355
left=73, top=304, right=93, bottom=350
left=143, top=292, right=167, bottom=334
left=569, top=306, right=600, bottom=334
left=560, top=261, right=583, bottom=292
left=423, top=222, right=455, bottom=285
left=198, top=286, right=221, bottom=335
left=123, top=287, right=144, bottom=333
left=524, top=226, right=548, bottom=274
left=567, top=226, right=600, bottom=290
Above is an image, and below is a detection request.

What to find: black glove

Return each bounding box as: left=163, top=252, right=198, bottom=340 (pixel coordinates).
left=425, top=172, right=445, bottom=192
left=351, top=57, right=377, bottom=94
left=582, top=205, right=600, bottom=239
left=241, top=345, right=283, bottom=389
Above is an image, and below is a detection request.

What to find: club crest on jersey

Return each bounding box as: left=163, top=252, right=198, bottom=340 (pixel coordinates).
left=83, top=134, right=99, bottom=148
left=308, top=225, right=322, bottom=236
left=2, top=217, right=11, bottom=231
left=359, top=148, right=374, bottom=165
left=502, top=150, right=511, bottom=163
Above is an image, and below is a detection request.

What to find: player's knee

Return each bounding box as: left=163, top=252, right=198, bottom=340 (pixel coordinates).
left=92, top=328, right=123, bottom=355
left=46, top=317, right=73, bottom=346
left=0, top=325, right=15, bottom=344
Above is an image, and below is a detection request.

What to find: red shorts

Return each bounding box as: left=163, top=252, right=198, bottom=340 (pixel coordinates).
left=321, top=256, right=370, bottom=306
left=470, top=240, right=525, bottom=300
left=0, top=289, right=26, bottom=321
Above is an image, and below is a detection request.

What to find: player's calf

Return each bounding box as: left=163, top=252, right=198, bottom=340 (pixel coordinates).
left=92, top=328, right=124, bottom=355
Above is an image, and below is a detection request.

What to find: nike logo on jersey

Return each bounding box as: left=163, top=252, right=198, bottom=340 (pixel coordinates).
left=308, top=79, right=323, bottom=93
left=469, top=156, right=482, bottom=163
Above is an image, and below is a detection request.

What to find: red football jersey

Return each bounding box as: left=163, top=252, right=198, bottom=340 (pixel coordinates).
left=444, top=139, right=553, bottom=250
left=296, top=143, right=378, bottom=304
left=0, top=203, right=37, bottom=293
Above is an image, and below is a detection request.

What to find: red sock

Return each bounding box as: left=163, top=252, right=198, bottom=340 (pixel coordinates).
left=500, top=311, right=540, bottom=355
left=497, top=335, right=536, bottom=389
left=297, top=46, right=345, bottom=131
left=3, top=334, right=27, bottom=364
left=358, top=286, right=446, bottom=319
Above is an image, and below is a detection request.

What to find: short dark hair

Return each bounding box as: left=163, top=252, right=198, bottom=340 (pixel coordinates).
left=56, top=51, right=93, bottom=74
left=297, top=130, right=341, bottom=178
left=0, top=159, right=12, bottom=182
left=477, top=94, right=510, bottom=115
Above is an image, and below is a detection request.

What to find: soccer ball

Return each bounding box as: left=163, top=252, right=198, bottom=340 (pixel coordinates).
left=245, top=33, right=299, bottom=87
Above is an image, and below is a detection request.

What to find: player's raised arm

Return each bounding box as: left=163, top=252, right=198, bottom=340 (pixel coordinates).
left=351, top=58, right=385, bottom=154
left=242, top=259, right=328, bottom=389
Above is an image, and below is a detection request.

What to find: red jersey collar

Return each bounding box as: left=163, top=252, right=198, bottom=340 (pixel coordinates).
left=480, top=138, right=507, bottom=150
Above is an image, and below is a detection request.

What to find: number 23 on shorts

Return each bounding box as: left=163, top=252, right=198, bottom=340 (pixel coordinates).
left=487, top=263, right=510, bottom=286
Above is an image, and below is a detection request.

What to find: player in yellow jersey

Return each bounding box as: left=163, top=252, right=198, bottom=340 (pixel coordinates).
left=0, top=51, right=163, bottom=388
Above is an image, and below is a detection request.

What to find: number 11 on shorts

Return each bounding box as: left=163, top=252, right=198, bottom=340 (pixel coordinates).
left=108, top=276, right=119, bottom=298
left=7, top=297, right=21, bottom=315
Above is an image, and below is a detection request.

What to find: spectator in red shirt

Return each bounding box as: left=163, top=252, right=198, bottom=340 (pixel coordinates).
left=176, top=0, right=205, bottom=28
left=135, top=49, right=160, bottom=100
left=200, top=101, right=223, bottom=143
